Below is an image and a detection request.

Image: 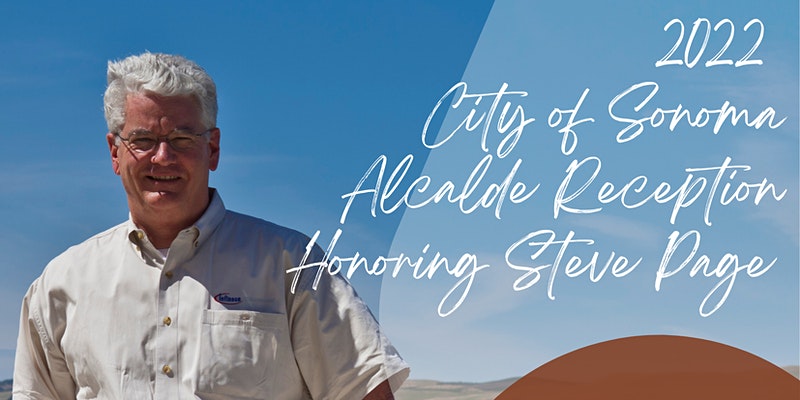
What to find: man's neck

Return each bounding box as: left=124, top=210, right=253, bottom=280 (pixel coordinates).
left=130, top=190, right=213, bottom=249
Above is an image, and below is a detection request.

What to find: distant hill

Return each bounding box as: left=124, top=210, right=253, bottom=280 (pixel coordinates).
left=0, top=378, right=9, bottom=400
left=395, top=378, right=517, bottom=400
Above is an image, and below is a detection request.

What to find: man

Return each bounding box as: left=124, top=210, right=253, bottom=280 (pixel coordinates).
left=14, top=52, right=409, bottom=399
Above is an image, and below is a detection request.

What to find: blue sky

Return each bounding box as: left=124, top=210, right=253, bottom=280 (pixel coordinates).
left=1, top=0, right=797, bottom=383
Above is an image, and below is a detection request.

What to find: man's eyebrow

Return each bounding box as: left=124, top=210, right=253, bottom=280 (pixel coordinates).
left=126, top=128, right=153, bottom=136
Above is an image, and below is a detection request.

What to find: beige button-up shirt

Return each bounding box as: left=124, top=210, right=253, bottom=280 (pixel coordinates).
left=14, top=190, right=409, bottom=399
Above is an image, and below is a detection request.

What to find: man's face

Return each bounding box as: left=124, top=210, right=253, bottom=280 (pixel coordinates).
left=107, top=93, right=220, bottom=230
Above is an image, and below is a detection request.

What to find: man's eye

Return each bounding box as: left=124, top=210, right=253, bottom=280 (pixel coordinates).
left=170, top=137, right=195, bottom=149
left=131, top=138, right=157, bottom=148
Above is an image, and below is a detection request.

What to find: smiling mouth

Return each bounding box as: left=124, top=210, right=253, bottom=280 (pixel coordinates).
left=148, top=175, right=180, bottom=181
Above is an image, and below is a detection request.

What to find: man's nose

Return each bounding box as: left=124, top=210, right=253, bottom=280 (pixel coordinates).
left=150, top=140, right=177, bottom=165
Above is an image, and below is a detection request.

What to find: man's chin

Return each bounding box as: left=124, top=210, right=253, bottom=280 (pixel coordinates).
left=142, top=191, right=183, bottom=207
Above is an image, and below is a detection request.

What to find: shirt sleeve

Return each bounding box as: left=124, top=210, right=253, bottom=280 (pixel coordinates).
left=13, top=279, right=77, bottom=400
left=286, top=247, right=410, bottom=400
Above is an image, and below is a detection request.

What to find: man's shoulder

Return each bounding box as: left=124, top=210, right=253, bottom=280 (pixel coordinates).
left=220, top=210, right=317, bottom=250
left=58, top=221, right=129, bottom=258
left=32, top=221, right=129, bottom=291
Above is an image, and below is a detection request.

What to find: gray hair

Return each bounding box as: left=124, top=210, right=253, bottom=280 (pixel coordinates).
left=104, top=52, right=217, bottom=133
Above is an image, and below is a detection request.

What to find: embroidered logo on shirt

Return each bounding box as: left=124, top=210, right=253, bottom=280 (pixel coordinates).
left=213, top=292, right=243, bottom=305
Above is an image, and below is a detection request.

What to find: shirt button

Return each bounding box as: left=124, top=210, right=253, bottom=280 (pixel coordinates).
left=163, top=316, right=172, bottom=326
left=165, top=271, right=173, bottom=279
left=136, top=231, right=144, bottom=240
left=162, top=364, right=173, bottom=375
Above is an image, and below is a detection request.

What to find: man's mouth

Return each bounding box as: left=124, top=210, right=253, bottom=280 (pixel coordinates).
left=148, top=175, right=180, bottom=181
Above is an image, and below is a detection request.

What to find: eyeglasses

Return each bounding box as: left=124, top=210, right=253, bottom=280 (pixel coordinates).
left=116, top=129, right=212, bottom=153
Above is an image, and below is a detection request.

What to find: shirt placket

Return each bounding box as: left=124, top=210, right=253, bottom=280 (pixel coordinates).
left=154, top=261, right=181, bottom=399
left=153, top=228, right=198, bottom=399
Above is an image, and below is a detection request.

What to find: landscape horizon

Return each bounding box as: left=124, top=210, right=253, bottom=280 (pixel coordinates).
left=1, top=367, right=797, bottom=400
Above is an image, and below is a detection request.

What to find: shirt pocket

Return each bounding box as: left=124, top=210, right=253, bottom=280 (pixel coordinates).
left=196, top=309, right=286, bottom=399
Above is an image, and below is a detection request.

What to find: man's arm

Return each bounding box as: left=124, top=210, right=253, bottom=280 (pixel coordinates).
left=286, top=244, right=409, bottom=399
left=13, top=282, right=76, bottom=399
left=364, top=380, right=394, bottom=400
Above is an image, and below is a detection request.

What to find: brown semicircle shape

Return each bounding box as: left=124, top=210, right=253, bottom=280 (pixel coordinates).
left=496, top=335, right=799, bottom=400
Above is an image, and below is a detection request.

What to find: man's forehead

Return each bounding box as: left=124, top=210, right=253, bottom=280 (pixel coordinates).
left=125, top=92, right=200, bottom=107
left=124, top=93, right=201, bottom=119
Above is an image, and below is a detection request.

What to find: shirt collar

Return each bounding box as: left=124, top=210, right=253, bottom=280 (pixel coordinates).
left=190, top=188, right=226, bottom=250
left=126, top=188, right=226, bottom=253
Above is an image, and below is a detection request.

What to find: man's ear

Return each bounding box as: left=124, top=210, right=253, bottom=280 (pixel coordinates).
left=208, top=128, right=221, bottom=171
left=107, top=133, right=121, bottom=175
